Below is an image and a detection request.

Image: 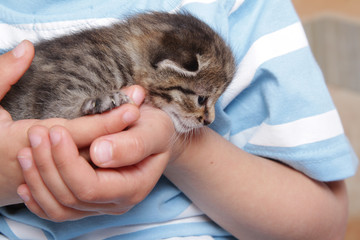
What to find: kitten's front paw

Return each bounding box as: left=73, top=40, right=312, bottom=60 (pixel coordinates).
left=81, top=91, right=130, bottom=115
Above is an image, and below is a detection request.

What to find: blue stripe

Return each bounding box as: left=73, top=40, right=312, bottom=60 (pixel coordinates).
left=210, top=101, right=232, bottom=136
left=105, top=222, right=233, bottom=240
left=228, top=0, right=300, bottom=62
left=244, top=134, right=358, bottom=181
left=225, top=81, right=268, bottom=134
left=180, top=1, right=235, bottom=40
left=260, top=49, right=334, bottom=125
left=0, top=0, right=182, bottom=24
left=253, top=47, right=334, bottom=125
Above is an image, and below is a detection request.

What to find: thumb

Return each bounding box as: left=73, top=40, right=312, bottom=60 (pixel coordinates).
left=0, top=40, right=35, bottom=100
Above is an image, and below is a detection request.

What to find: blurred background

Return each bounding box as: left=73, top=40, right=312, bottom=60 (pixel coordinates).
left=292, top=0, right=360, bottom=239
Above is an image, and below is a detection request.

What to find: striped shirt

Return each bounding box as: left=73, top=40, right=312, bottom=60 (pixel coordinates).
left=0, top=0, right=358, bottom=239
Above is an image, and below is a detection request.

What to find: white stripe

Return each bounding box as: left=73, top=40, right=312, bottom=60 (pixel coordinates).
left=0, top=18, right=119, bottom=50
left=5, top=217, right=47, bottom=240
left=221, top=22, right=308, bottom=108
left=73, top=215, right=211, bottom=240
left=0, top=234, right=9, bottom=240
left=230, top=126, right=258, bottom=148
left=223, top=131, right=231, bottom=141
left=248, top=110, right=344, bottom=147
left=176, top=203, right=204, bottom=218
left=229, top=0, right=245, bottom=15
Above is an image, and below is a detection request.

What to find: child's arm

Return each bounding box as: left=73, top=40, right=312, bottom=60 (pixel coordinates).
left=93, top=108, right=348, bottom=239
left=165, top=128, right=348, bottom=240
left=18, top=103, right=348, bottom=239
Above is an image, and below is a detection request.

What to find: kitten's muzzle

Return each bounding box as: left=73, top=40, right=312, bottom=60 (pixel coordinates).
left=203, top=119, right=212, bottom=126
left=197, top=114, right=214, bottom=126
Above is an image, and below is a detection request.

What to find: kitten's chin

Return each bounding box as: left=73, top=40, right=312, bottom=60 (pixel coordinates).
left=174, top=124, right=202, bottom=134
left=169, top=113, right=203, bottom=133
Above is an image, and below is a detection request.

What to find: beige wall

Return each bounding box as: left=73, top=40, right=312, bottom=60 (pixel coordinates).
left=292, top=1, right=360, bottom=240
left=292, top=0, right=360, bottom=21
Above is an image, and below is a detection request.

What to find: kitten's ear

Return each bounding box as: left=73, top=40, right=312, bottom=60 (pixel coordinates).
left=153, top=54, right=206, bottom=77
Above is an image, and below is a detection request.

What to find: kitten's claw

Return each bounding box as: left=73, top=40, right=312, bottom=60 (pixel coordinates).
left=81, top=91, right=130, bottom=115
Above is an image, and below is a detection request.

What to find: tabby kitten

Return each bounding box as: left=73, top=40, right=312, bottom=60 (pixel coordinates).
left=1, top=12, right=235, bottom=133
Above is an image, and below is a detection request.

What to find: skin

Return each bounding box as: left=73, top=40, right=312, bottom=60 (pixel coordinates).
left=1, top=41, right=349, bottom=239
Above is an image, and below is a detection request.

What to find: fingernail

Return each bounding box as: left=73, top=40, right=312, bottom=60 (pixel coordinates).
left=123, top=110, right=137, bottom=124
left=12, top=41, right=26, bottom=58
left=18, top=155, right=32, bottom=171
left=29, top=133, right=41, bottom=148
left=17, top=188, right=30, bottom=202
left=50, top=128, right=62, bottom=146
left=131, top=87, right=144, bottom=106
left=94, top=140, right=113, bottom=164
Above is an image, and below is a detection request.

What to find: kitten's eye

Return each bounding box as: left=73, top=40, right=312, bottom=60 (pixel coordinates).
left=197, top=96, right=208, bottom=106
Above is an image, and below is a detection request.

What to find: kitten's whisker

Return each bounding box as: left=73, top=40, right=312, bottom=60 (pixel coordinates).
left=169, top=131, right=181, bottom=148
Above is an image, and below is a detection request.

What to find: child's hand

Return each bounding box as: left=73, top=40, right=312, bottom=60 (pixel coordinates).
left=16, top=105, right=175, bottom=221
left=0, top=41, right=145, bottom=207
left=0, top=40, right=34, bottom=206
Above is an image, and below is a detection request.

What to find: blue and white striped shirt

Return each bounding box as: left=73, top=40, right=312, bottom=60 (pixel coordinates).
left=0, top=0, right=358, bottom=239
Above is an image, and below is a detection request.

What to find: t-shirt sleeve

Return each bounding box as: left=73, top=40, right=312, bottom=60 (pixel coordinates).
left=212, top=0, right=358, bottom=181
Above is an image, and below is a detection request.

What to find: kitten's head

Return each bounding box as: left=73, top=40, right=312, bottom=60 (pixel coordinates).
left=134, top=13, right=235, bottom=133
left=147, top=53, right=234, bottom=133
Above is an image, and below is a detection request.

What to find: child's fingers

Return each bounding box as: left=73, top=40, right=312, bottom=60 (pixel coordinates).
left=16, top=147, right=70, bottom=220
left=17, top=147, right=54, bottom=207
left=27, top=126, right=79, bottom=208
left=32, top=102, right=140, bottom=149
left=0, top=40, right=34, bottom=100
left=90, top=105, right=174, bottom=168
left=17, top=184, right=49, bottom=220
left=17, top=146, right=99, bottom=221
left=48, top=126, right=102, bottom=202
left=27, top=126, right=118, bottom=212
left=17, top=183, right=98, bottom=222
left=50, top=125, right=166, bottom=206
left=121, top=85, right=145, bottom=106
left=21, top=124, right=168, bottom=217
left=61, top=85, right=145, bottom=148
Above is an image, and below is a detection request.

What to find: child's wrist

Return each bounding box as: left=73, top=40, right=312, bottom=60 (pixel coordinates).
left=168, top=126, right=214, bottom=167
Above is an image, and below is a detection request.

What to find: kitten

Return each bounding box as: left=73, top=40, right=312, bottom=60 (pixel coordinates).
left=1, top=12, right=235, bottom=133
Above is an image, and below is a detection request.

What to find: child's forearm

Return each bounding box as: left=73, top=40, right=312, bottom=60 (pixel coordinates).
left=165, top=128, right=348, bottom=240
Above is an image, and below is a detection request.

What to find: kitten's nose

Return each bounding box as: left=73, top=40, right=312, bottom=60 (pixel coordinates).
left=197, top=116, right=213, bottom=126
left=201, top=109, right=214, bottom=126
left=203, top=119, right=211, bottom=126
